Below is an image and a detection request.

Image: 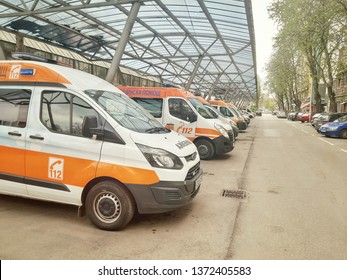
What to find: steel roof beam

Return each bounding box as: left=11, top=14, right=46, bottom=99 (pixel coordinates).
left=0, top=0, right=152, bottom=18
left=185, top=55, right=203, bottom=91
left=106, top=1, right=141, bottom=82
left=196, top=0, right=253, bottom=99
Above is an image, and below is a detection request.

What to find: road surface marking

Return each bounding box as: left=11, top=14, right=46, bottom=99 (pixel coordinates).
left=319, top=138, right=334, bottom=146
left=341, top=149, right=347, bottom=153
left=301, top=129, right=309, bottom=133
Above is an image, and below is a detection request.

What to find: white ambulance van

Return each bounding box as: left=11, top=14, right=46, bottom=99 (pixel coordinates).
left=0, top=61, right=202, bottom=230
left=118, top=86, right=233, bottom=160
left=209, top=99, right=248, bottom=131
left=191, top=95, right=239, bottom=139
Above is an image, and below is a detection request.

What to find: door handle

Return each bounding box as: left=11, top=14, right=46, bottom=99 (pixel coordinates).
left=8, top=131, right=22, bottom=137
left=29, top=135, right=44, bottom=140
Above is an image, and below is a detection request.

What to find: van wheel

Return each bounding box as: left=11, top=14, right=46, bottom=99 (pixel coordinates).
left=196, top=139, right=215, bottom=160
left=339, top=129, right=347, bottom=139
left=86, top=181, right=135, bottom=231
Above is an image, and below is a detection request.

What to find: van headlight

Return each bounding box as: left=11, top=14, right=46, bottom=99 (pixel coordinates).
left=214, top=123, right=229, bottom=139
left=136, top=144, right=183, bottom=169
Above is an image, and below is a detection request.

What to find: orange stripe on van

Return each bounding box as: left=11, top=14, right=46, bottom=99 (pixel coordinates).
left=0, top=146, right=25, bottom=176
left=195, top=128, right=221, bottom=136
left=208, top=99, right=228, bottom=106
left=96, top=162, right=159, bottom=185
left=1, top=147, right=159, bottom=187
left=0, top=62, right=70, bottom=84
left=118, top=86, right=191, bottom=99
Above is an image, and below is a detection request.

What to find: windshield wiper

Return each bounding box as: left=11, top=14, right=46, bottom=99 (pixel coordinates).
left=145, top=127, right=169, bottom=133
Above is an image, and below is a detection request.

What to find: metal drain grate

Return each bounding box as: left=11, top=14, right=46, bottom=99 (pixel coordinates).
left=222, top=189, right=247, bottom=199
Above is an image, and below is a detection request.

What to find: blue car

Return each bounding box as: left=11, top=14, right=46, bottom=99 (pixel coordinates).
left=319, top=115, right=347, bottom=139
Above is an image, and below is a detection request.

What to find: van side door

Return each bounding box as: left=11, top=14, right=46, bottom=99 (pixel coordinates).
left=0, top=87, right=32, bottom=195
left=25, top=88, right=104, bottom=205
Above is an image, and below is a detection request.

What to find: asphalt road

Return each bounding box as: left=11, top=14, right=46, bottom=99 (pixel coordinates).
left=230, top=114, right=347, bottom=259
left=1, top=114, right=346, bottom=260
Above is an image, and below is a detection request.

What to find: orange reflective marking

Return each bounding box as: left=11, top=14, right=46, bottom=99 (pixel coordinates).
left=118, top=86, right=191, bottom=99
left=195, top=128, right=221, bottom=136
left=96, top=162, right=159, bottom=185
left=0, top=146, right=25, bottom=176
left=25, top=150, right=97, bottom=187
left=208, top=100, right=228, bottom=106
left=0, top=62, right=70, bottom=84
left=1, top=146, right=159, bottom=187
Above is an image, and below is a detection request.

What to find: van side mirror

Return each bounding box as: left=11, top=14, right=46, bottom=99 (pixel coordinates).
left=187, top=111, right=197, bottom=123
left=82, top=115, right=98, bottom=138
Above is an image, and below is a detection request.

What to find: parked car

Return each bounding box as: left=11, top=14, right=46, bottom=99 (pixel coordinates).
left=319, top=115, right=347, bottom=138
left=296, top=112, right=304, bottom=121
left=311, top=113, right=325, bottom=126
left=297, top=112, right=312, bottom=123
left=255, top=110, right=262, bottom=116
left=277, top=111, right=287, bottom=118
left=242, top=109, right=255, bottom=118
left=287, top=111, right=299, bottom=121
left=314, top=112, right=347, bottom=132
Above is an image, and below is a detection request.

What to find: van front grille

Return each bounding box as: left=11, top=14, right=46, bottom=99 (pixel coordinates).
left=185, top=162, right=200, bottom=180
left=165, top=191, right=181, bottom=200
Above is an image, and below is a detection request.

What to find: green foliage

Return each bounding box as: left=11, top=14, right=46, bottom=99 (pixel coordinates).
left=267, top=0, right=347, bottom=112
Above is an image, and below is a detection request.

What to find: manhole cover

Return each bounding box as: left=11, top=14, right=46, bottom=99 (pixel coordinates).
left=222, top=189, right=247, bottom=199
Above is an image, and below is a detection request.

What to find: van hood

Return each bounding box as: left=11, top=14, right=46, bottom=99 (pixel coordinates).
left=130, top=130, right=198, bottom=157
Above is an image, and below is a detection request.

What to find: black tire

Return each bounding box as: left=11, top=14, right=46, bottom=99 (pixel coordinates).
left=195, top=139, right=215, bottom=160
left=86, top=181, right=135, bottom=231
left=339, top=129, right=347, bottom=139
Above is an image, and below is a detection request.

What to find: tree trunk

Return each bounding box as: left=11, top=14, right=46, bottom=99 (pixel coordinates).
left=327, top=86, right=337, bottom=112
left=313, top=77, right=322, bottom=113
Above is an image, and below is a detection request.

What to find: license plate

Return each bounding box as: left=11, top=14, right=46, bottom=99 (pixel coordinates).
left=195, top=174, right=203, bottom=188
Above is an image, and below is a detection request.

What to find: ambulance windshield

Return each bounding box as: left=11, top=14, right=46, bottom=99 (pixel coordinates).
left=188, top=98, right=215, bottom=119
left=85, top=90, right=169, bottom=134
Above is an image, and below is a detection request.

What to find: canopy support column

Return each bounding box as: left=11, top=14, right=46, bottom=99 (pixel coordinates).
left=185, top=55, right=203, bottom=90
left=106, top=1, right=141, bottom=83
left=206, top=73, right=222, bottom=100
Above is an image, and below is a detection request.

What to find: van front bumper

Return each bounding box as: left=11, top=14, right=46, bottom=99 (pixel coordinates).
left=126, top=168, right=202, bottom=214
left=213, top=135, right=233, bottom=155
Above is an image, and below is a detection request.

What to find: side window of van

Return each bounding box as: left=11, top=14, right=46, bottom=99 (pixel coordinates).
left=220, top=106, right=233, bottom=117
left=132, top=98, right=163, bottom=118
left=41, top=91, right=101, bottom=137
left=168, top=98, right=192, bottom=121
left=0, top=88, right=31, bottom=128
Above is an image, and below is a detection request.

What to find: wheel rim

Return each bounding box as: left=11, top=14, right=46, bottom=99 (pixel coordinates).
left=198, top=144, right=209, bottom=157
left=94, top=191, right=121, bottom=223
left=341, top=130, right=347, bottom=139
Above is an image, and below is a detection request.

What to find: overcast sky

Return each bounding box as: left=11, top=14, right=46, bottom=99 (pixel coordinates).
left=251, top=0, right=278, bottom=83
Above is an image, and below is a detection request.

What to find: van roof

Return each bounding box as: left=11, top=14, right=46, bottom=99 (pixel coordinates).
left=118, top=86, right=192, bottom=99
left=208, top=99, right=228, bottom=106
left=188, top=94, right=208, bottom=105
left=0, top=61, right=117, bottom=92
left=225, top=102, right=236, bottom=107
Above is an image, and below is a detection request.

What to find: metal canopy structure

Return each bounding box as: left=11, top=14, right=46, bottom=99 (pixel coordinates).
left=0, top=0, right=257, bottom=105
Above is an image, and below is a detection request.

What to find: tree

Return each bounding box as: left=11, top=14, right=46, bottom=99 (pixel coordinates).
left=269, top=0, right=347, bottom=113
left=265, top=36, right=309, bottom=112
left=315, top=0, right=346, bottom=112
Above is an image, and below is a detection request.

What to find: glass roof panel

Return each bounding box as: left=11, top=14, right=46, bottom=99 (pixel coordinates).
left=0, top=0, right=257, bottom=101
